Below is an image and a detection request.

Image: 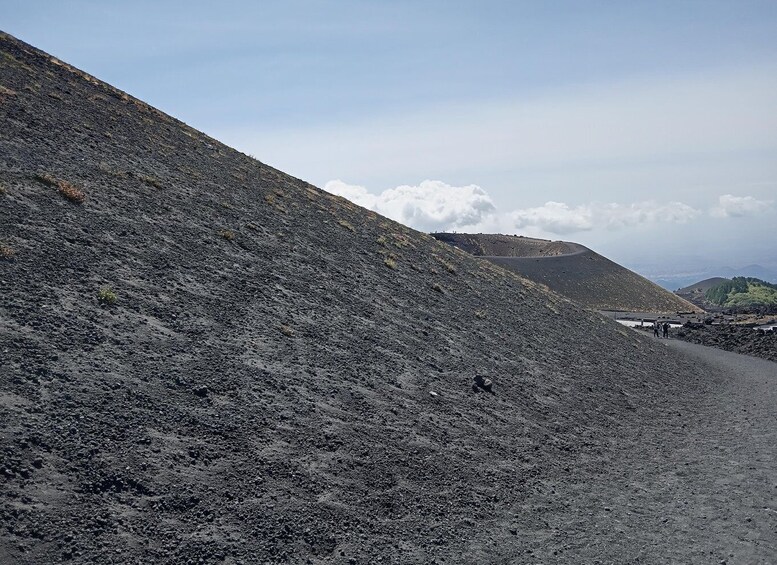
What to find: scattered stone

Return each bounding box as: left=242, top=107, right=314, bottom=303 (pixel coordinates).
left=473, top=375, right=493, bottom=393
left=193, top=385, right=209, bottom=397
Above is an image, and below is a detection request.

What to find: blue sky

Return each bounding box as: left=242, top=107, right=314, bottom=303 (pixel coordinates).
left=4, top=1, right=777, bottom=281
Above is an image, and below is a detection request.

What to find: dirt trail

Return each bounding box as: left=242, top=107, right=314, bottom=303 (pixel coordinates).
left=521, top=340, right=777, bottom=564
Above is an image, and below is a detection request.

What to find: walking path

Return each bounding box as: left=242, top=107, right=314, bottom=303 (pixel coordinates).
left=505, top=339, right=777, bottom=564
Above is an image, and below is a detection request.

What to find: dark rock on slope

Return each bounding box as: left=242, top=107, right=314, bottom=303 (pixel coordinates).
left=674, top=324, right=777, bottom=363
left=0, top=32, right=755, bottom=563
left=433, top=233, right=700, bottom=314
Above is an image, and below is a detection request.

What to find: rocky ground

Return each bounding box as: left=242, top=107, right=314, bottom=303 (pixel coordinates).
left=673, top=324, right=777, bottom=363
left=1, top=32, right=776, bottom=564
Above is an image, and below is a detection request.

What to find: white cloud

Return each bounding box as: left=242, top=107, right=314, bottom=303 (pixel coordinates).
left=710, top=194, right=772, bottom=218
left=323, top=179, right=495, bottom=232
left=511, top=201, right=700, bottom=234
left=511, top=202, right=594, bottom=234
left=325, top=180, right=704, bottom=236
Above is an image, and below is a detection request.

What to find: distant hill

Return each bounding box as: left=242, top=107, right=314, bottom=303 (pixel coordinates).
left=648, top=265, right=777, bottom=291
left=704, top=278, right=777, bottom=311
left=676, top=277, right=777, bottom=313
left=432, top=233, right=700, bottom=314
left=675, top=277, right=730, bottom=295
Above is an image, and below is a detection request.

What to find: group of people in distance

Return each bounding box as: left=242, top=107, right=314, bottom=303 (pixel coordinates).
left=653, top=320, right=670, bottom=338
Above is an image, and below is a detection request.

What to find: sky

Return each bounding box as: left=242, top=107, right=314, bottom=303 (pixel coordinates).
left=3, top=1, right=777, bottom=282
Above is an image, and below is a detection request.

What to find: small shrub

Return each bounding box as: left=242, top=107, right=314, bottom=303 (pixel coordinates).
left=474, top=310, right=486, bottom=319
left=279, top=324, right=295, bottom=337
left=97, top=287, right=117, bottom=305
left=35, top=173, right=59, bottom=187
left=376, top=235, right=388, bottom=246
left=391, top=233, right=413, bottom=249
left=37, top=174, right=85, bottom=203
left=219, top=229, right=235, bottom=241
left=138, top=174, right=162, bottom=189
left=384, top=257, right=397, bottom=270
left=441, top=260, right=456, bottom=274
left=337, top=219, right=355, bottom=232
left=58, top=181, right=85, bottom=203
left=0, top=243, right=15, bottom=260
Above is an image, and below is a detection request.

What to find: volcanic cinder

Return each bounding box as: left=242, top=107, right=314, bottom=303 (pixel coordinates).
left=1, top=32, right=775, bottom=564
left=432, top=233, right=700, bottom=314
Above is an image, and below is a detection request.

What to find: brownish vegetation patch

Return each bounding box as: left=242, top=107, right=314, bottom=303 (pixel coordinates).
left=36, top=173, right=86, bottom=203
left=0, top=243, right=15, bottom=259
left=57, top=180, right=85, bottom=203
left=138, top=174, right=162, bottom=189
left=337, top=219, right=355, bottom=232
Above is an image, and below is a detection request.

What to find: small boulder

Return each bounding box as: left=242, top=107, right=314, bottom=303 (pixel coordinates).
left=473, top=375, right=493, bottom=394
left=193, top=385, right=209, bottom=398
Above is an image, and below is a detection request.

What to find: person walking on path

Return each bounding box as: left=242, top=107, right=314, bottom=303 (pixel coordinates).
left=662, top=321, right=669, bottom=339
left=654, top=320, right=660, bottom=338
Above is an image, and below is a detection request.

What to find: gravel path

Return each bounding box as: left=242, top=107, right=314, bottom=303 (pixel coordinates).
left=575, top=339, right=777, bottom=564
left=655, top=340, right=777, bottom=563
left=499, top=339, right=777, bottom=564
left=463, top=339, right=777, bottom=564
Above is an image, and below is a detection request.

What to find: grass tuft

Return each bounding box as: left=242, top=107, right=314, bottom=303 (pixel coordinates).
left=37, top=173, right=85, bottom=203
left=337, top=219, right=355, bottom=232
left=138, top=174, right=162, bottom=189
left=58, top=181, right=85, bottom=203
left=384, top=257, right=397, bottom=270
left=0, top=243, right=15, bottom=260
left=279, top=324, right=295, bottom=337
left=219, top=229, right=235, bottom=241
left=97, top=287, right=117, bottom=305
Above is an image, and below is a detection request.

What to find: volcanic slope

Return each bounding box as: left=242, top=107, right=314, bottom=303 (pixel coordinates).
left=433, top=233, right=700, bottom=313
left=0, top=32, right=758, bottom=563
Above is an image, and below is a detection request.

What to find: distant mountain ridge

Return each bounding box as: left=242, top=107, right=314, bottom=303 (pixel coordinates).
left=432, top=233, right=700, bottom=313
left=644, top=264, right=777, bottom=291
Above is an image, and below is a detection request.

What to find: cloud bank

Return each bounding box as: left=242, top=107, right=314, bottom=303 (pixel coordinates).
left=511, top=201, right=700, bottom=234
left=325, top=180, right=767, bottom=238
left=710, top=194, right=772, bottom=218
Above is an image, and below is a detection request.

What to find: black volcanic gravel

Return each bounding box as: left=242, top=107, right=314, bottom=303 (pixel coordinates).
left=674, top=324, right=777, bottom=363
left=1, top=32, right=776, bottom=564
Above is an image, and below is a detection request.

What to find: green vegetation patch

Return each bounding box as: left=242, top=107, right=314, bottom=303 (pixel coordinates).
left=97, top=287, right=117, bottom=305
left=705, top=277, right=777, bottom=309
